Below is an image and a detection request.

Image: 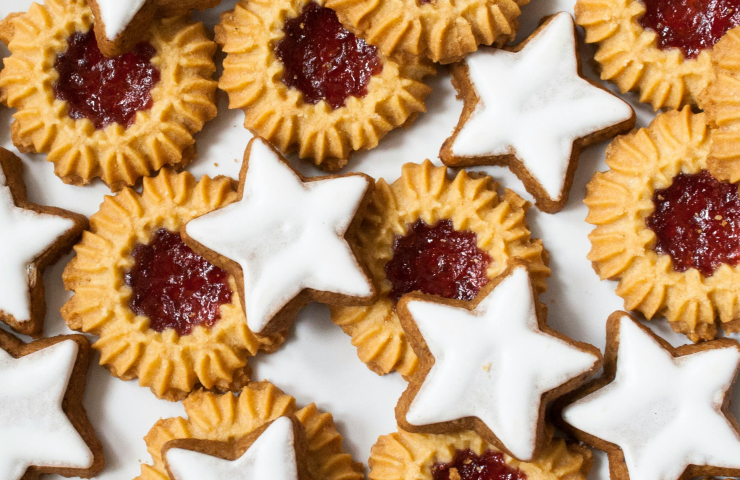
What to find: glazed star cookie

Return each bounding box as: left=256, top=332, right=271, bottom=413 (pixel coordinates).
left=330, top=161, right=550, bottom=377
left=584, top=107, right=740, bottom=341
left=0, top=148, right=87, bottom=337
left=395, top=262, right=601, bottom=461
left=135, top=382, right=363, bottom=480
left=558, top=312, right=740, bottom=480
left=0, top=0, right=218, bottom=191
left=575, top=0, right=740, bottom=110
left=163, top=416, right=310, bottom=480
left=370, top=428, right=593, bottom=480
left=62, top=168, right=285, bottom=401
left=0, top=329, right=104, bottom=480
left=325, top=0, right=529, bottom=64
left=215, top=0, right=434, bottom=171
left=183, top=138, right=375, bottom=337
left=439, top=12, right=635, bottom=213
left=88, top=0, right=221, bottom=57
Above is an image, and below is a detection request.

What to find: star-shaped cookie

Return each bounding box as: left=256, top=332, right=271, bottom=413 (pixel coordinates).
left=439, top=12, right=635, bottom=213
left=163, top=416, right=310, bottom=480
left=183, top=137, right=375, bottom=337
left=0, top=329, right=103, bottom=480
left=395, top=261, right=602, bottom=461
left=0, top=148, right=87, bottom=337
left=558, top=312, right=740, bottom=480
left=88, top=0, right=221, bottom=57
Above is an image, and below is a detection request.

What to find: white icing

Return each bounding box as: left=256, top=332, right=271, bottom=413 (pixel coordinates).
left=0, top=168, right=77, bottom=321
left=186, top=139, right=373, bottom=334
left=0, top=340, right=94, bottom=480
left=450, top=12, right=633, bottom=202
left=95, top=0, right=148, bottom=40
left=562, top=315, right=740, bottom=480
left=404, top=265, right=599, bottom=461
left=166, top=416, right=300, bottom=480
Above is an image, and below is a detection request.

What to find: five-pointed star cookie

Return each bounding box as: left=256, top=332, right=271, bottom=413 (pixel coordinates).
left=183, top=137, right=375, bottom=337
left=439, top=12, right=635, bottom=213
left=0, top=148, right=87, bottom=337
left=163, top=416, right=310, bottom=480
left=558, top=312, right=740, bottom=480
left=395, top=261, right=602, bottom=461
left=88, top=0, right=221, bottom=56
left=0, top=329, right=103, bottom=480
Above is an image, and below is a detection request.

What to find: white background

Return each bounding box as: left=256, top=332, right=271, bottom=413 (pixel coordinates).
left=1, top=0, right=738, bottom=479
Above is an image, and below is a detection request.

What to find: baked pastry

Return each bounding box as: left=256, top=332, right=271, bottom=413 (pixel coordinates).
left=574, top=0, right=740, bottom=110
left=325, top=0, right=529, bottom=64
left=0, top=0, right=218, bottom=191
left=0, top=148, right=87, bottom=337
left=330, top=161, right=550, bottom=377
left=135, top=382, right=363, bottom=480
left=558, top=312, right=740, bottom=480
left=215, top=0, right=434, bottom=171
left=585, top=107, right=740, bottom=341
left=62, top=168, right=284, bottom=401
left=370, top=428, right=592, bottom=480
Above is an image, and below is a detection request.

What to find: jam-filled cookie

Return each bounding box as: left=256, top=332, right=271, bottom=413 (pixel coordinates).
left=135, top=382, right=363, bottom=480
left=325, top=0, right=529, bottom=65
left=585, top=107, right=740, bottom=341
left=214, top=0, right=434, bottom=171
left=0, top=0, right=218, bottom=191
left=61, top=169, right=284, bottom=401
left=370, top=429, right=592, bottom=480
left=574, top=0, right=740, bottom=109
left=330, top=161, right=550, bottom=376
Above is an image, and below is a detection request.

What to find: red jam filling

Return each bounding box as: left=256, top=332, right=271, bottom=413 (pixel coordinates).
left=638, top=0, right=740, bottom=59
left=646, top=170, right=740, bottom=276
left=125, top=229, right=232, bottom=336
left=274, top=2, right=383, bottom=109
left=432, top=450, right=527, bottom=480
left=385, top=219, right=491, bottom=301
left=54, top=29, right=160, bottom=129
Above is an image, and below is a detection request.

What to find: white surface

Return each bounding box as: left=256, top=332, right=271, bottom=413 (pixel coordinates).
left=95, top=0, right=148, bottom=40
left=0, top=1, right=738, bottom=479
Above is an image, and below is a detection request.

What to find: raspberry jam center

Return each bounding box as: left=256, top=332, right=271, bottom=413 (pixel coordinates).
left=385, top=219, right=491, bottom=301
left=125, top=229, right=233, bottom=336
left=432, top=450, right=527, bottom=480
left=646, top=170, right=740, bottom=276
left=638, top=0, right=740, bottom=59
left=54, top=29, right=160, bottom=129
left=274, top=2, right=383, bottom=109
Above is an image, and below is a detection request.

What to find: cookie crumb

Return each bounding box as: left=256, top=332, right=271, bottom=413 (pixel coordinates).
left=449, top=468, right=461, bottom=480
left=482, top=362, right=491, bottom=372
left=214, top=162, right=219, bottom=167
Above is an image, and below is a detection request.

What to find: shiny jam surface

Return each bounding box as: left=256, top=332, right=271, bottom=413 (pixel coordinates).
left=274, top=2, right=383, bottom=109
left=638, top=0, right=740, bottom=59
left=54, top=29, right=160, bottom=129
left=432, top=450, right=527, bottom=480
left=125, top=229, right=232, bottom=336
left=646, top=170, right=740, bottom=276
left=385, top=219, right=491, bottom=301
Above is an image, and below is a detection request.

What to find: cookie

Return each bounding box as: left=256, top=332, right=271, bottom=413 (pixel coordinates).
left=0, top=147, right=87, bottom=337
left=330, top=161, right=550, bottom=377
left=557, top=312, right=740, bottom=480
left=325, top=0, right=529, bottom=64
left=0, top=329, right=104, bottom=480
left=182, top=137, right=376, bottom=337
left=370, top=428, right=593, bottom=480
left=163, top=416, right=310, bottom=480
left=0, top=0, right=218, bottom=191
left=88, top=0, right=221, bottom=57
left=135, top=382, right=363, bottom=480
left=215, top=0, right=434, bottom=171
left=439, top=12, right=635, bottom=214
left=395, top=261, right=601, bottom=461
left=62, top=168, right=284, bottom=401
left=575, top=0, right=734, bottom=110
